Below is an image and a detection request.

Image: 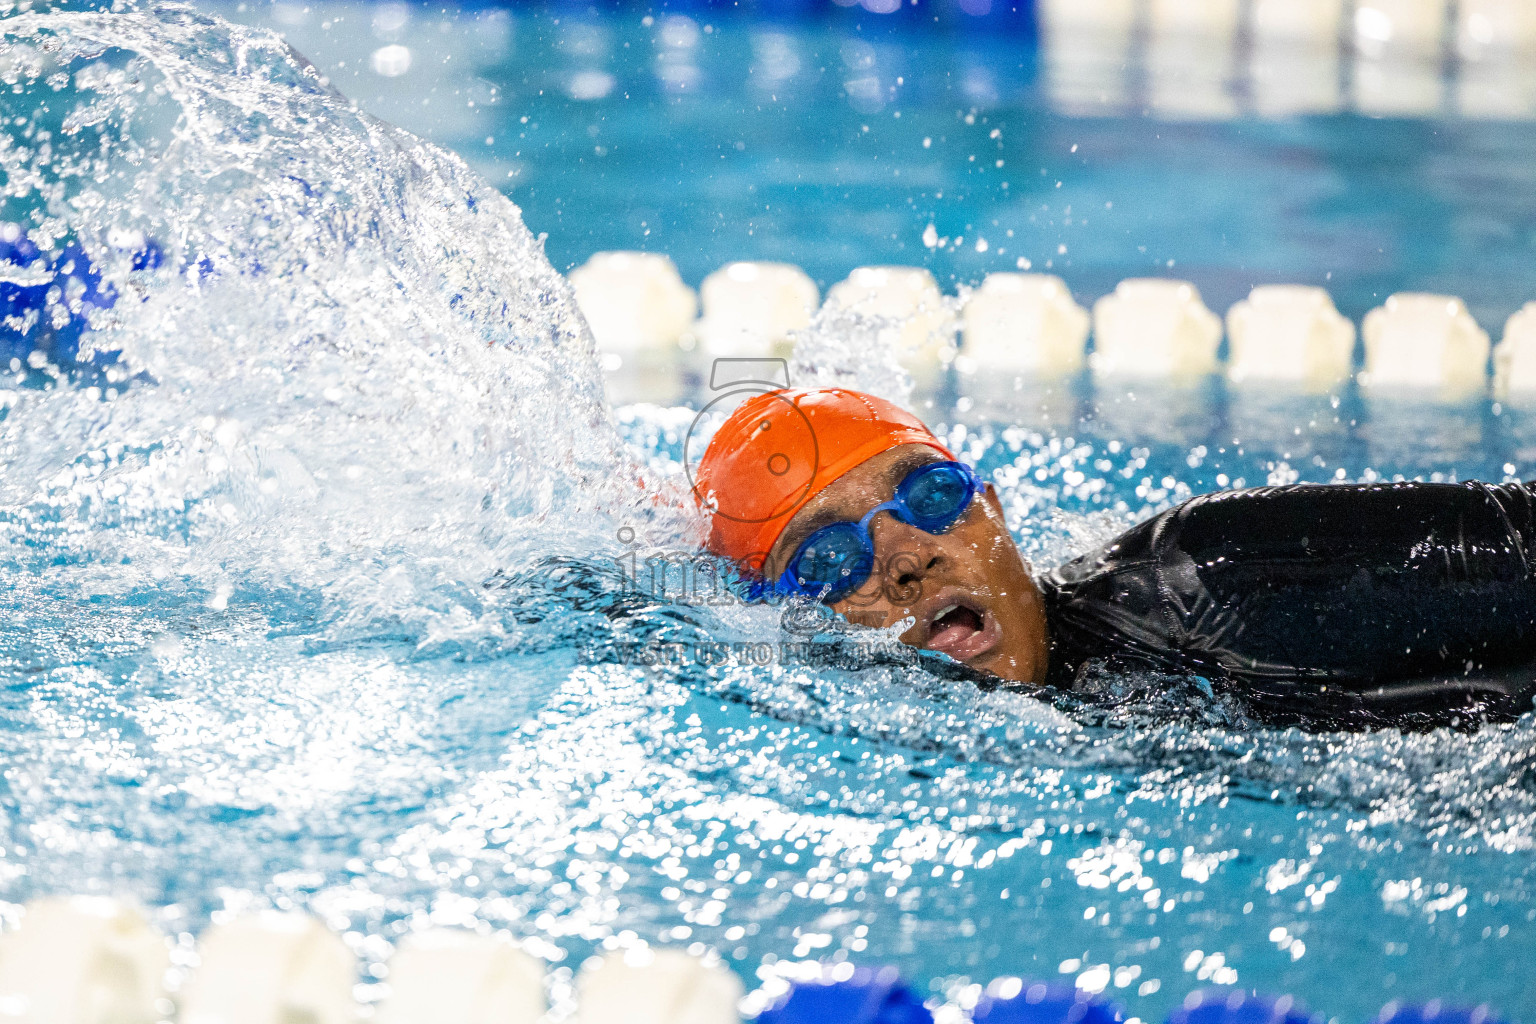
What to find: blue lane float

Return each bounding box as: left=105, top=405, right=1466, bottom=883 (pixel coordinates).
left=973, top=980, right=1122, bottom=1024
left=1376, top=1003, right=1508, bottom=1024
left=0, top=224, right=56, bottom=365
left=0, top=223, right=161, bottom=373
left=1167, top=989, right=1324, bottom=1024
left=757, top=965, right=934, bottom=1024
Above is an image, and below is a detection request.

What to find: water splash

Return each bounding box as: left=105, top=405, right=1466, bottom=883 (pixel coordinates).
left=786, top=294, right=964, bottom=407
left=0, top=2, right=697, bottom=646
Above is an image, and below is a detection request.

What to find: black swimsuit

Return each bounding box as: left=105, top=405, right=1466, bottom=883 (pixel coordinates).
left=1040, top=481, right=1536, bottom=728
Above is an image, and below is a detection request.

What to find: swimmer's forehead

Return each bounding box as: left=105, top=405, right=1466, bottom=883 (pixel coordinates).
left=769, top=443, right=946, bottom=567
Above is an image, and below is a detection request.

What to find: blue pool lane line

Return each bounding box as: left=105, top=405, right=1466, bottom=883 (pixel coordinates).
left=462, top=0, right=1039, bottom=33
left=973, top=980, right=1123, bottom=1024
left=758, top=964, right=936, bottom=1024
left=1377, top=1003, right=1509, bottom=1024
left=1169, top=989, right=1322, bottom=1024
left=758, top=969, right=1514, bottom=1024
left=0, top=225, right=161, bottom=372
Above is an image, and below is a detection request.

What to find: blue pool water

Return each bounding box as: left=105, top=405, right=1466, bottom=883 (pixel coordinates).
left=1, top=1, right=1535, bottom=1020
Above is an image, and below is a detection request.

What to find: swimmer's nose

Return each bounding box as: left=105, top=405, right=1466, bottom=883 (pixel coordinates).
left=872, top=518, right=945, bottom=603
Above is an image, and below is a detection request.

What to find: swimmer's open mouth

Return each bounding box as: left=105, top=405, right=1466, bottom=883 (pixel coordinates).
left=932, top=604, right=983, bottom=640
left=917, top=589, right=1002, bottom=664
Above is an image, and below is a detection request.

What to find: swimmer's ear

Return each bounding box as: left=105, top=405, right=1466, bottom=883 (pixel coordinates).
left=983, top=483, right=1005, bottom=517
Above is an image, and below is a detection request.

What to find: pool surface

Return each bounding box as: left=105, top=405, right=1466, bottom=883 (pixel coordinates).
left=0, top=1, right=1534, bottom=1019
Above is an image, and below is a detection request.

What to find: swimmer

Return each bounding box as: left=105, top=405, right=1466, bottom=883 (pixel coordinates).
left=694, top=387, right=1536, bottom=727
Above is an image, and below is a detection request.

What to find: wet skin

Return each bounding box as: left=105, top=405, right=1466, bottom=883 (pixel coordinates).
left=764, top=444, right=1051, bottom=685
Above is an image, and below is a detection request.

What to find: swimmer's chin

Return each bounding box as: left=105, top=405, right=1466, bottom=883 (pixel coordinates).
left=967, top=649, right=1040, bottom=686
left=924, top=641, right=1040, bottom=688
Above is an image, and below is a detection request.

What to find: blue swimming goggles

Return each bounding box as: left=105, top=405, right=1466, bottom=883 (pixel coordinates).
left=767, top=460, right=983, bottom=604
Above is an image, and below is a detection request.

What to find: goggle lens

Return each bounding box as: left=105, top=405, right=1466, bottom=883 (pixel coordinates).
left=899, top=463, right=974, bottom=530
left=787, top=522, right=871, bottom=601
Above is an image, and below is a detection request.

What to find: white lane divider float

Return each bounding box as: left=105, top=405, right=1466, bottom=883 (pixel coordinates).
left=573, top=948, right=743, bottom=1024
left=569, top=251, right=699, bottom=368
left=562, top=251, right=1536, bottom=401
left=959, top=273, right=1090, bottom=377
left=1226, top=284, right=1356, bottom=388
left=377, top=929, right=546, bottom=1024
left=1091, top=278, right=1223, bottom=377
left=1355, top=0, right=1452, bottom=53
left=1037, top=0, right=1138, bottom=115
left=1494, top=301, right=1536, bottom=396
left=1145, top=0, right=1242, bottom=120
left=696, top=261, right=819, bottom=359
left=1353, top=0, right=1450, bottom=116
left=825, top=266, right=955, bottom=369
left=1148, top=0, right=1241, bottom=37
left=1457, top=0, right=1536, bottom=118
left=0, top=896, right=169, bottom=1024
left=1250, top=0, right=1347, bottom=116
left=1361, top=292, right=1491, bottom=393
left=1037, top=0, right=1136, bottom=35
left=1253, top=0, right=1347, bottom=42
left=178, top=911, right=354, bottom=1024
left=1458, top=0, right=1536, bottom=54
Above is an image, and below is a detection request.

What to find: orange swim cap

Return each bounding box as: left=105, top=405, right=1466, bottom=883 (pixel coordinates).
left=691, top=387, right=953, bottom=572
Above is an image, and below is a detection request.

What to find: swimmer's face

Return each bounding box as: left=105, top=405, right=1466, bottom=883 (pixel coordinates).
left=765, top=444, right=1050, bottom=685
